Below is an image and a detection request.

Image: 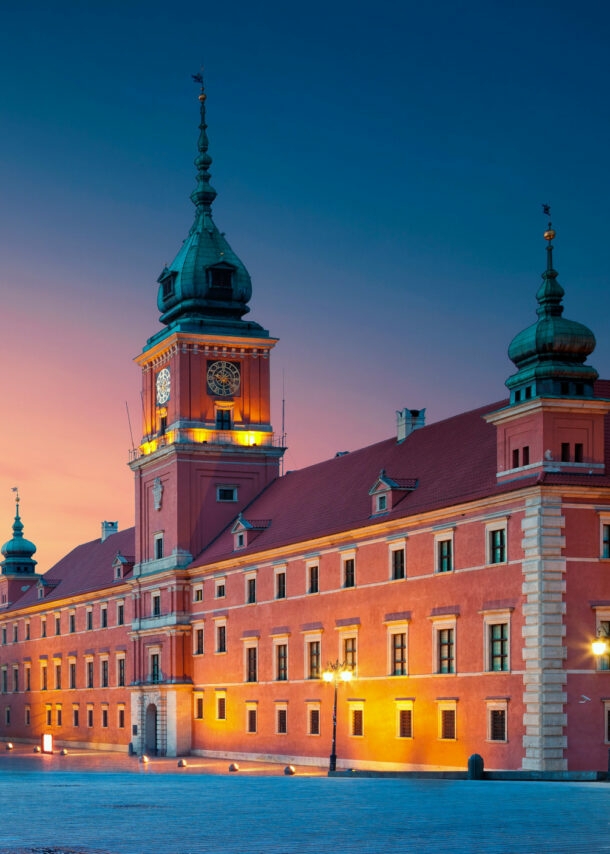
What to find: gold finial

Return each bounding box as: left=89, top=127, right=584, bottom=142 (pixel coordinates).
left=542, top=203, right=555, bottom=241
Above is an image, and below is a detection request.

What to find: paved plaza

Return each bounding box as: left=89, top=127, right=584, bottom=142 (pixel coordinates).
left=0, top=749, right=609, bottom=853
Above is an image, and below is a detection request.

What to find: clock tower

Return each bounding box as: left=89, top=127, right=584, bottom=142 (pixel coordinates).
left=130, top=80, right=284, bottom=570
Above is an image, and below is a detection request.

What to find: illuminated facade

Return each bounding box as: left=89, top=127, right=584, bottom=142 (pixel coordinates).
left=1, top=83, right=610, bottom=772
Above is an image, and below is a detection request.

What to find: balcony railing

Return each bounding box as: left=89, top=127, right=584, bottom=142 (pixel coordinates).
left=129, top=430, right=286, bottom=462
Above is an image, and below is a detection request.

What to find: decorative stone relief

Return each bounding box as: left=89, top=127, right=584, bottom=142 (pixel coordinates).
left=153, top=477, right=163, bottom=511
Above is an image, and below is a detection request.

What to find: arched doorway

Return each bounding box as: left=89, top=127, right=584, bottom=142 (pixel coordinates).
left=145, top=703, right=158, bottom=755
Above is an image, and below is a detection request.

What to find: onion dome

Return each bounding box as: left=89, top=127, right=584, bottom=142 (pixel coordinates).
left=505, top=221, right=597, bottom=404
left=1, top=491, right=37, bottom=575
left=153, top=75, right=267, bottom=341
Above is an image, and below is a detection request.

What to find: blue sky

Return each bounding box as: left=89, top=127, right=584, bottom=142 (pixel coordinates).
left=1, top=0, right=609, bottom=566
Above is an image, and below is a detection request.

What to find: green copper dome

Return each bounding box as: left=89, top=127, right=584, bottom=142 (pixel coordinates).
left=1, top=493, right=37, bottom=575
left=152, top=80, right=267, bottom=342
left=506, top=225, right=597, bottom=404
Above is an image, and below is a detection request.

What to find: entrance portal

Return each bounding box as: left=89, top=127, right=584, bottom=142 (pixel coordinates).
left=145, top=703, right=158, bottom=755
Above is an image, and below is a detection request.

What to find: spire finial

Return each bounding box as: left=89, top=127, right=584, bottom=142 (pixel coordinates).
left=11, top=486, right=19, bottom=513
left=190, top=69, right=217, bottom=212
left=542, top=203, right=556, bottom=271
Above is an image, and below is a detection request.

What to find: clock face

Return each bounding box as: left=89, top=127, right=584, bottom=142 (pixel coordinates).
left=207, top=360, right=241, bottom=397
left=156, top=368, right=171, bottom=405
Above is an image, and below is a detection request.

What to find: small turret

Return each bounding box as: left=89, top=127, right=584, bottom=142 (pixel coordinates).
left=1, top=489, right=37, bottom=576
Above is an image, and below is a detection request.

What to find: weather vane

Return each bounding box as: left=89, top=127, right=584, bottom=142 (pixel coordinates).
left=192, top=70, right=204, bottom=86
left=542, top=203, right=551, bottom=217
left=11, top=486, right=19, bottom=504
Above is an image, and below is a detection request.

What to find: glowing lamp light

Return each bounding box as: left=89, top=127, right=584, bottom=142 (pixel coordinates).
left=592, top=638, right=608, bottom=657
left=41, top=733, right=53, bottom=754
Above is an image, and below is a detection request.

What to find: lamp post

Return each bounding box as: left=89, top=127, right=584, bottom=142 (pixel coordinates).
left=591, top=625, right=610, bottom=780
left=322, top=660, right=353, bottom=773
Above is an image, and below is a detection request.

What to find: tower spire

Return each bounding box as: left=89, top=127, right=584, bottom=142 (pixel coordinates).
left=1, top=488, right=37, bottom=575
left=190, top=71, right=217, bottom=212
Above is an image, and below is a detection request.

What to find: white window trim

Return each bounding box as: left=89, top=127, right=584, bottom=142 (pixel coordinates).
left=215, top=689, right=227, bottom=721
left=386, top=621, right=410, bottom=676
left=216, top=484, right=238, bottom=503
left=193, top=691, right=204, bottom=720
left=245, top=700, right=258, bottom=734
left=214, top=577, right=226, bottom=599
left=214, top=617, right=227, bottom=654
left=275, top=702, right=288, bottom=735
left=434, top=528, right=455, bottom=573
left=337, top=626, right=359, bottom=676
left=486, top=699, right=508, bottom=743
left=482, top=610, right=512, bottom=673
left=303, top=631, right=323, bottom=680
left=306, top=701, right=321, bottom=736
left=396, top=699, right=414, bottom=739
left=306, top=560, right=320, bottom=595
left=193, top=620, right=205, bottom=656
left=437, top=700, right=457, bottom=740
left=272, top=635, right=289, bottom=681
left=274, top=564, right=287, bottom=599
left=193, top=584, right=204, bottom=603
left=242, top=637, right=259, bottom=682
left=388, top=538, right=407, bottom=581
left=605, top=702, right=610, bottom=745
left=485, top=518, right=508, bottom=565
left=153, top=531, right=164, bottom=560
left=341, top=549, right=357, bottom=588
left=244, top=570, right=257, bottom=603
left=430, top=616, right=457, bottom=675
left=599, top=513, right=610, bottom=559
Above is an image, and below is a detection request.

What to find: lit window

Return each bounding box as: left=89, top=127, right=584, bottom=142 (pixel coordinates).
left=343, top=635, right=357, bottom=671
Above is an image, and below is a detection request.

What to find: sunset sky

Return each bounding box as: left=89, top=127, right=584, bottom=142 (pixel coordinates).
left=2, top=1, right=610, bottom=570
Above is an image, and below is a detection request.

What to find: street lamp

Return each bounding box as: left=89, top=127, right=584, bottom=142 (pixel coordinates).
left=322, top=660, right=353, bottom=773
left=591, top=624, right=610, bottom=780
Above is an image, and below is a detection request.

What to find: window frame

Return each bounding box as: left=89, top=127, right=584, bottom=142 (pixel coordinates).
left=487, top=700, right=508, bottom=743
left=483, top=611, right=511, bottom=672
left=389, top=539, right=406, bottom=581
left=396, top=700, right=414, bottom=739
left=307, top=561, right=319, bottom=595
left=438, top=701, right=457, bottom=740
left=432, top=616, right=457, bottom=674
left=435, top=529, right=455, bottom=574
left=342, top=552, right=356, bottom=589
left=486, top=519, right=508, bottom=565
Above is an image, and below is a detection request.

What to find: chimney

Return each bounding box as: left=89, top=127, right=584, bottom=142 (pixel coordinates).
left=101, top=521, right=119, bottom=542
left=396, top=408, right=426, bottom=442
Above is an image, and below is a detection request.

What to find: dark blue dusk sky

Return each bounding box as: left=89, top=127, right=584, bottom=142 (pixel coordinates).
left=1, top=0, right=609, bottom=567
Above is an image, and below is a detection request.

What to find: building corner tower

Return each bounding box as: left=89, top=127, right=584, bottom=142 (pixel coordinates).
left=127, top=79, right=285, bottom=756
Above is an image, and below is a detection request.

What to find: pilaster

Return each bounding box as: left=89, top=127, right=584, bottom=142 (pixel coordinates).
left=521, top=493, right=567, bottom=771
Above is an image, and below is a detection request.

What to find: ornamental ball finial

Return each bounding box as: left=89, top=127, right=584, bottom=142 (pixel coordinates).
left=544, top=226, right=556, bottom=242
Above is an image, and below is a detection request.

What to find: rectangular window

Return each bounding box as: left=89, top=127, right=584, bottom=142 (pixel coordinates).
left=561, top=442, right=570, bottom=462
left=217, top=695, right=226, bottom=721
left=73, top=706, right=80, bottom=727
left=391, top=548, right=405, bottom=580
left=597, top=620, right=610, bottom=671
left=247, top=707, right=257, bottom=733
left=13, top=624, right=18, bottom=643
left=152, top=593, right=161, bottom=617
left=351, top=708, right=364, bottom=737
left=603, top=525, right=610, bottom=559
left=277, top=707, right=288, bottom=734
left=216, top=624, right=227, bottom=654
left=437, top=538, right=453, bottom=573
left=101, top=659, right=109, bottom=688
left=1, top=668, right=7, bottom=694
left=55, top=663, right=62, bottom=690
left=343, top=636, right=357, bottom=670
left=25, top=621, right=30, bottom=641
left=69, top=662, right=76, bottom=690
left=398, top=708, right=413, bottom=739
left=101, top=607, right=108, bottom=628
left=87, top=706, right=93, bottom=728
left=216, top=409, right=232, bottom=431
left=308, top=565, right=319, bottom=594
left=438, top=628, right=455, bottom=674
left=512, top=447, right=519, bottom=468
left=56, top=706, right=62, bottom=727
left=441, top=708, right=456, bottom=740
left=309, top=707, right=320, bottom=736
left=276, top=643, right=288, bottom=681
left=391, top=632, right=407, bottom=675
left=25, top=665, right=31, bottom=692
left=193, top=586, right=203, bottom=602
left=308, top=640, right=321, bottom=679
left=25, top=705, right=31, bottom=726
left=522, top=445, right=530, bottom=466
left=101, top=707, right=108, bottom=728
left=69, top=612, right=76, bottom=633
left=195, top=628, right=204, bottom=655
left=86, top=660, right=94, bottom=689
left=246, top=646, right=258, bottom=683
left=117, top=657, right=125, bottom=687
left=489, top=528, right=506, bottom=564
left=55, top=615, right=61, bottom=636
left=343, top=557, right=355, bottom=588
left=276, top=571, right=286, bottom=599
left=489, top=623, right=509, bottom=671
left=41, top=618, right=47, bottom=638
left=150, top=653, right=160, bottom=684
left=217, top=486, right=237, bottom=502
left=194, top=694, right=204, bottom=720
left=86, top=609, right=93, bottom=631
left=489, top=708, right=506, bottom=742
left=246, top=577, right=256, bottom=604
left=12, top=667, right=19, bottom=693
left=154, top=533, right=164, bottom=560
left=117, top=602, right=125, bottom=625
left=41, top=663, right=47, bottom=691
left=118, top=706, right=125, bottom=729
left=215, top=580, right=226, bottom=599
left=46, top=706, right=52, bottom=727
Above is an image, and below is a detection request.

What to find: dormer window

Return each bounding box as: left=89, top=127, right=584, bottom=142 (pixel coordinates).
left=236, top=532, right=245, bottom=549
left=208, top=264, right=234, bottom=298
left=377, top=494, right=387, bottom=513
left=158, top=269, right=177, bottom=300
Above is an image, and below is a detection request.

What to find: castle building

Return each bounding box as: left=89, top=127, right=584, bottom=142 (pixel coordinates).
left=1, top=82, right=609, bottom=772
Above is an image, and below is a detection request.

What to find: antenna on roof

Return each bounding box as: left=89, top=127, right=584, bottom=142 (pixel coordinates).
left=281, top=368, right=286, bottom=477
